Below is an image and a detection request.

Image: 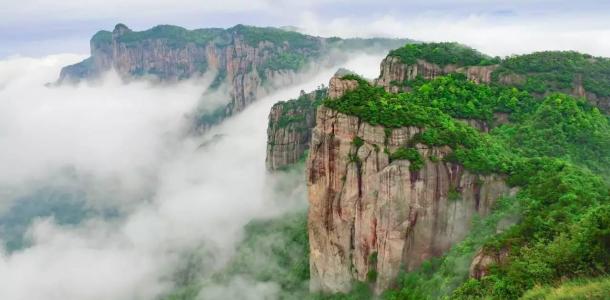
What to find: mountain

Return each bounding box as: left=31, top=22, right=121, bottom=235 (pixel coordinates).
left=266, top=43, right=610, bottom=177
left=378, top=43, right=610, bottom=112
left=263, top=42, right=610, bottom=299
left=58, top=24, right=411, bottom=128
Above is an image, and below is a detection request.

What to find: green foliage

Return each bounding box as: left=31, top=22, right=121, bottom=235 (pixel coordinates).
left=222, top=211, right=310, bottom=291
left=262, top=52, right=308, bottom=71
left=90, top=30, right=112, bottom=46
left=520, top=277, right=610, bottom=300
left=340, top=74, right=370, bottom=86
left=271, top=87, right=327, bottom=130
left=367, top=270, right=378, bottom=283
left=163, top=210, right=311, bottom=300
left=389, top=147, right=424, bottom=171
left=116, top=25, right=224, bottom=48
left=230, top=24, right=321, bottom=50
left=493, top=94, right=610, bottom=178
left=388, top=42, right=499, bottom=67
left=324, top=74, right=534, bottom=128
left=197, top=106, right=227, bottom=127
left=448, top=186, right=461, bottom=201
left=352, top=136, right=364, bottom=148
left=494, top=51, right=610, bottom=98
left=322, top=69, right=610, bottom=299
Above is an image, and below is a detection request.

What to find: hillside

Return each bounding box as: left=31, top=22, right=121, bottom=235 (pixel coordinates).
left=259, top=42, right=610, bottom=299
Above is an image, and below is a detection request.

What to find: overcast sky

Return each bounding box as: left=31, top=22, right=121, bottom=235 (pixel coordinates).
left=2, top=0, right=610, bottom=57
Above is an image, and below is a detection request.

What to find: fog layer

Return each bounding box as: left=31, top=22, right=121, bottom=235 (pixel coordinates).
left=0, top=53, right=382, bottom=299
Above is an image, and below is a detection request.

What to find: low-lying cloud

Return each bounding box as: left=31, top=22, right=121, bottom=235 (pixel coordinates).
left=0, top=52, right=382, bottom=299
left=296, top=11, right=610, bottom=57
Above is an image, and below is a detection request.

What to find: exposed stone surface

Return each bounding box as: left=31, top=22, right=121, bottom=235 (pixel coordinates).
left=469, top=247, right=510, bottom=280
left=59, top=24, right=410, bottom=126
left=307, top=106, right=513, bottom=293
left=266, top=89, right=326, bottom=171
left=60, top=25, right=315, bottom=117
left=375, top=57, right=497, bottom=92
left=328, top=76, right=360, bottom=99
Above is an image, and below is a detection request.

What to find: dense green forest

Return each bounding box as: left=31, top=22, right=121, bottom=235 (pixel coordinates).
left=388, top=42, right=500, bottom=67
left=388, top=43, right=610, bottom=107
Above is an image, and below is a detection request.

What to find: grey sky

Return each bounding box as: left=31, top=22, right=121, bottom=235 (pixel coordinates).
left=1, top=0, right=610, bottom=57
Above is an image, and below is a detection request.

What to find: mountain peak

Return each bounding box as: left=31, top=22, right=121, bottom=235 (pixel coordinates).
left=113, top=23, right=132, bottom=36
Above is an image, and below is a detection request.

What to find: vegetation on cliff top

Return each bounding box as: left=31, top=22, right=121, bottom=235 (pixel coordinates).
left=270, top=87, right=326, bottom=130
left=494, top=51, right=610, bottom=98
left=388, top=43, right=610, bottom=104
left=90, top=30, right=112, bottom=46
left=116, top=25, right=224, bottom=48
left=320, top=73, right=610, bottom=299
left=388, top=42, right=500, bottom=67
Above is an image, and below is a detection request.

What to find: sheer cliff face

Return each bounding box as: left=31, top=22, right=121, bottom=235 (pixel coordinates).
left=265, top=74, right=362, bottom=171
left=59, top=24, right=410, bottom=122
left=266, top=89, right=326, bottom=171
left=60, top=25, right=324, bottom=116
left=374, top=56, right=497, bottom=92
left=306, top=77, right=513, bottom=293
left=306, top=105, right=512, bottom=293
left=375, top=54, right=610, bottom=112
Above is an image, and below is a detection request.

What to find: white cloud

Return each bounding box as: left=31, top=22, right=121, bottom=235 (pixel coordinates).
left=0, top=52, right=384, bottom=300
left=296, top=11, right=610, bottom=57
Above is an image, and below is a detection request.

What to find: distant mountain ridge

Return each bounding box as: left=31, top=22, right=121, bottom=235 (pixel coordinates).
left=58, top=23, right=412, bottom=128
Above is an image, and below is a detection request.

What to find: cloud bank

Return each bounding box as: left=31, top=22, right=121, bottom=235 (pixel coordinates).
left=0, top=52, right=383, bottom=299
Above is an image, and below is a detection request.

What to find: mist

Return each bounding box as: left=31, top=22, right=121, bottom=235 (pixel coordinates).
left=0, top=52, right=382, bottom=299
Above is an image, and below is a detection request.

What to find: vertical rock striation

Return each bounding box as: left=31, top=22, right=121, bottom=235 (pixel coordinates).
left=266, top=89, right=326, bottom=171
left=58, top=24, right=411, bottom=126
left=374, top=56, right=497, bottom=92
left=265, top=72, right=361, bottom=171
left=306, top=106, right=512, bottom=293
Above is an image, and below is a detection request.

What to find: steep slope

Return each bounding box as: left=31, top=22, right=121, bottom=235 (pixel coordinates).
left=59, top=24, right=410, bottom=127
left=305, top=53, right=609, bottom=299
left=267, top=44, right=610, bottom=171
left=307, top=76, right=516, bottom=293
left=376, top=43, right=610, bottom=112
left=265, top=69, right=360, bottom=171
left=266, top=88, right=326, bottom=171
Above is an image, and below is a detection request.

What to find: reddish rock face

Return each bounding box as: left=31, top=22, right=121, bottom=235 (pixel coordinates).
left=306, top=106, right=514, bottom=293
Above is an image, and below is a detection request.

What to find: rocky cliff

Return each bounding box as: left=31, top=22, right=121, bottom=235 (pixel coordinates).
left=59, top=24, right=411, bottom=126
left=375, top=44, right=610, bottom=111
left=306, top=75, right=514, bottom=293
left=266, top=88, right=326, bottom=171
left=307, top=105, right=513, bottom=293
left=375, top=56, right=498, bottom=92
left=265, top=69, right=362, bottom=171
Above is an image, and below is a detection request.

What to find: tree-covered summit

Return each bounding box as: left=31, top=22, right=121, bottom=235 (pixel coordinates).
left=494, top=50, right=610, bottom=98
left=388, top=42, right=500, bottom=67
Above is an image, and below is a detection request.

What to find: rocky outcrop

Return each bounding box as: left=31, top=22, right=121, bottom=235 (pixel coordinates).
left=266, top=89, right=326, bottom=171
left=265, top=72, right=361, bottom=171
left=307, top=105, right=513, bottom=293
left=60, top=24, right=316, bottom=117
left=328, top=76, right=360, bottom=99
left=469, top=247, right=509, bottom=279
left=59, top=24, right=410, bottom=126
left=375, top=57, right=497, bottom=92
